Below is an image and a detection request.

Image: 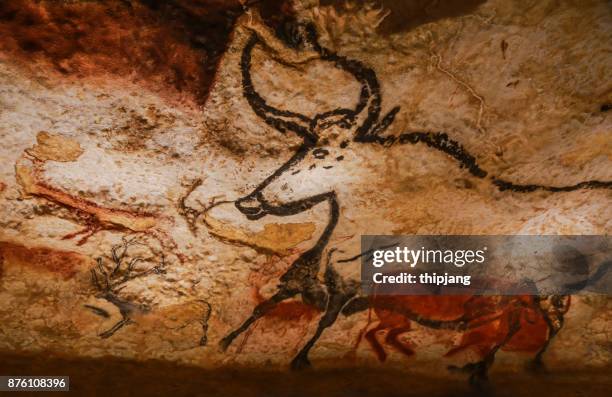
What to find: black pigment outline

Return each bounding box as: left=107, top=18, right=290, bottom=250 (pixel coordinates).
left=220, top=21, right=612, bottom=379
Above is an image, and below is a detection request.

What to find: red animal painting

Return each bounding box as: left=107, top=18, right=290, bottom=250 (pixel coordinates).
left=351, top=293, right=571, bottom=384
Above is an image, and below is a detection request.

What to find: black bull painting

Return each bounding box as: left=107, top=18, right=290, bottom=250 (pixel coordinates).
left=215, top=17, right=612, bottom=385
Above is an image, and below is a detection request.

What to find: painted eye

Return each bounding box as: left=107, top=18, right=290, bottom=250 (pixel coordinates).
left=313, top=148, right=329, bottom=159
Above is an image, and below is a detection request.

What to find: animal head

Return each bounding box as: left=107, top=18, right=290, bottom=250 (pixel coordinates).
left=235, top=126, right=356, bottom=220
left=235, top=15, right=399, bottom=220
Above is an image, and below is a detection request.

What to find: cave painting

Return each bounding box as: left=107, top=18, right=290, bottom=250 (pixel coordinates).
left=87, top=236, right=211, bottom=346
left=13, top=133, right=208, bottom=345
left=16, top=132, right=166, bottom=247
left=214, top=16, right=612, bottom=384
left=4, top=3, right=610, bottom=388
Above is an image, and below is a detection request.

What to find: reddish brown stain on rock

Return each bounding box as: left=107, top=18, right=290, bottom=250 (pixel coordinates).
left=0, top=0, right=244, bottom=103
left=267, top=300, right=320, bottom=322
left=253, top=285, right=320, bottom=322
left=0, top=248, right=3, bottom=280
left=0, top=241, right=90, bottom=280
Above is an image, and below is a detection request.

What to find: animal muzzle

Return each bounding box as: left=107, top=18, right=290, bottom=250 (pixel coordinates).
left=235, top=193, right=267, bottom=220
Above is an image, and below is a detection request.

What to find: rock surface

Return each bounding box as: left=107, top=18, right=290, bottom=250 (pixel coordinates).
left=0, top=0, right=610, bottom=392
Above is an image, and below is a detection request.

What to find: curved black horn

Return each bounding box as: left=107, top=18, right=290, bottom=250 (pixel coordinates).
left=305, top=20, right=400, bottom=142
left=241, top=33, right=317, bottom=144
left=241, top=20, right=400, bottom=144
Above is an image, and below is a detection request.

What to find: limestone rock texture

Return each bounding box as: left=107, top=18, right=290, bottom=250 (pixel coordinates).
left=0, top=0, right=611, bottom=395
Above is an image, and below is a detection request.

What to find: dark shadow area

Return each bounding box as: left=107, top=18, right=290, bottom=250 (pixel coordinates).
left=0, top=0, right=486, bottom=102
left=0, top=0, right=249, bottom=103
left=1, top=351, right=611, bottom=397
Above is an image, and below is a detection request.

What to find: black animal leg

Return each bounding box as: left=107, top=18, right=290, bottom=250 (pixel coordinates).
left=290, top=262, right=356, bottom=370
left=99, top=316, right=132, bottom=339
left=96, top=293, right=139, bottom=339
left=531, top=296, right=568, bottom=371
left=290, top=291, right=352, bottom=370
left=220, top=287, right=297, bottom=351
left=449, top=310, right=522, bottom=390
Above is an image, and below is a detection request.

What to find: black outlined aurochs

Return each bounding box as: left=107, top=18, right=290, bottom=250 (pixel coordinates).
left=219, top=14, right=612, bottom=382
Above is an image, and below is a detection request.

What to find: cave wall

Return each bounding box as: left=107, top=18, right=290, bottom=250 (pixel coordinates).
left=0, top=0, right=610, bottom=388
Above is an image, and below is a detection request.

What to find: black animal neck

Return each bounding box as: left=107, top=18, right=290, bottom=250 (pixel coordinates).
left=312, top=191, right=339, bottom=252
